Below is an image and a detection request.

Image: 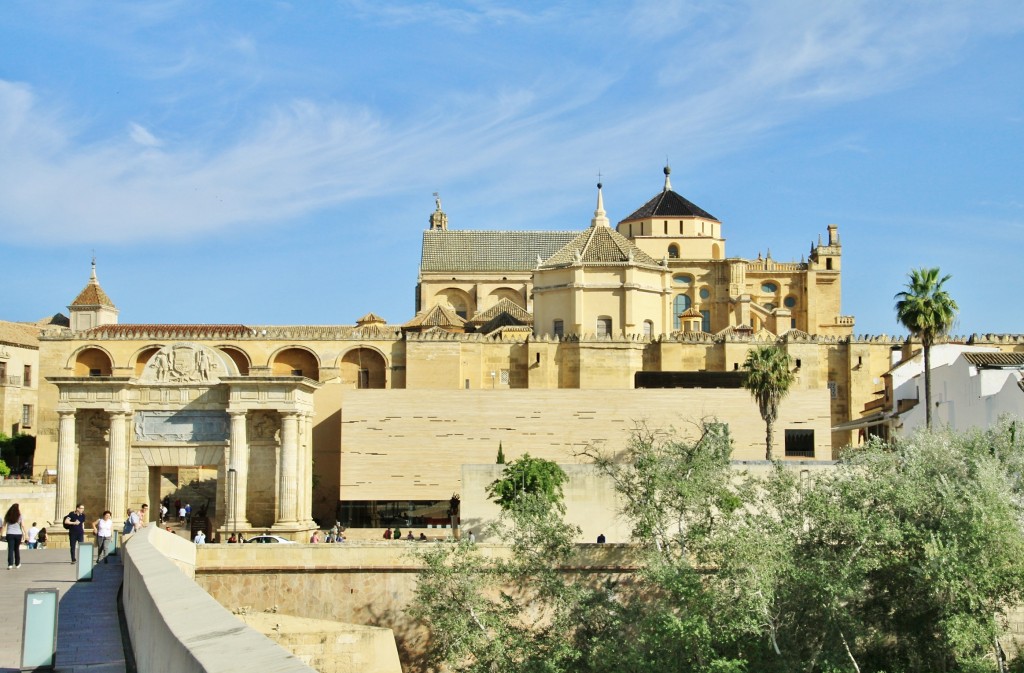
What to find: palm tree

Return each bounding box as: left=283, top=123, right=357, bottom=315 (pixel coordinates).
left=894, top=267, right=958, bottom=430
left=743, top=345, right=795, bottom=460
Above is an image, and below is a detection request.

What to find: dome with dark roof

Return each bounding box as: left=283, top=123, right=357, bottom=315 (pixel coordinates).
left=619, top=167, right=718, bottom=222
left=620, top=189, right=718, bottom=223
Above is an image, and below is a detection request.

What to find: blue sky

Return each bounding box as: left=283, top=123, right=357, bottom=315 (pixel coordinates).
left=1, top=1, right=1022, bottom=337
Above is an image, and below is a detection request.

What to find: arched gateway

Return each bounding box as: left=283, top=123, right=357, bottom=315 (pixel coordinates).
left=49, top=342, right=321, bottom=540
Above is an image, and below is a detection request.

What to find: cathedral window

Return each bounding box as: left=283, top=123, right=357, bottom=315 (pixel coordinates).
left=668, top=244, right=679, bottom=258
left=643, top=320, right=653, bottom=338
left=673, top=294, right=692, bottom=329
left=596, top=317, right=612, bottom=337
left=553, top=320, right=564, bottom=337
left=699, top=287, right=710, bottom=300
left=761, top=282, right=778, bottom=294
left=673, top=274, right=691, bottom=285
left=701, top=310, right=711, bottom=333
left=784, top=295, right=797, bottom=308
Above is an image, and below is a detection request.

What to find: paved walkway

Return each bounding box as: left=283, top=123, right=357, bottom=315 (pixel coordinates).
left=0, top=547, right=129, bottom=673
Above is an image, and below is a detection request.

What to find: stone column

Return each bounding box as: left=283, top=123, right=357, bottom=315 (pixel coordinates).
left=227, top=410, right=251, bottom=529
left=302, top=412, right=315, bottom=525
left=55, top=410, right=78, bottom=521
left=105, top=411, right=129, bottom=519
left=275, top=412, right=300, bottom=525
left=296, top=413, right=310, bottom=525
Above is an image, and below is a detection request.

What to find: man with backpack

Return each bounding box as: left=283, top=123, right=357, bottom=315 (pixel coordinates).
left=63, top=503, right=87, bottom=564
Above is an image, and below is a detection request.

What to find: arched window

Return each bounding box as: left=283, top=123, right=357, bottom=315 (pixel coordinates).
left=596, top=317, right=612, bottom=337
left=643, top=320, right=654, bottom=338
left=673, top=294, right=692, bottom=329
left=668, top=244, right=679, bottom=259
left=673, top=274, right=692, bottom=285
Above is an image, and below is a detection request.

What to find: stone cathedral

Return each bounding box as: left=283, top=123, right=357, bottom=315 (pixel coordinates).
left=27, top=167, right=1024, bottom=537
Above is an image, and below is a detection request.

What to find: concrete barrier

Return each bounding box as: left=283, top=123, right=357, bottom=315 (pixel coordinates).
left=121, top=526, right=316, bottom=673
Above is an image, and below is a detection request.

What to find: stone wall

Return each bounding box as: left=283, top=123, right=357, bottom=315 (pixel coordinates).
left=0, top=481, right=55, bottom=535
left=194, top=543, right=639, bottom=671
left=339, top=388, right=832, bottom=501
left=121, top=526, right=317, bottom=673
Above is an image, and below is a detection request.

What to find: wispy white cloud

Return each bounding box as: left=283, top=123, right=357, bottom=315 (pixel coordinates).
left=339, top=0, right=558, bottom=30
left=2, top=1, right=1022, bottom=246
left=128, top=122, right=162, bottom=147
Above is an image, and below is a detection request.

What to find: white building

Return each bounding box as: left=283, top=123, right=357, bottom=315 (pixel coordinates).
left=887, top=344, right=1024, bottom=434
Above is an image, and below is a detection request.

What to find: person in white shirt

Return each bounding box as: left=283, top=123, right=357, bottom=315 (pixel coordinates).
left=27, top=522, right=40, bottom=549
left=93, top=511, right=114, bottom=564
left=193, top=530, right=206, bottom=545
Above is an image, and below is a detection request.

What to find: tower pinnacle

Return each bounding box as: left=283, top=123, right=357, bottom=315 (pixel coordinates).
left=663, top=164, right=672, bottom=192
left=591, top=181, right=610, bottom=228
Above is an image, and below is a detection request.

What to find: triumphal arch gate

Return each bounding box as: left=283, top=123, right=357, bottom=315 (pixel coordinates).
left=49, top=342, right=320, bottom=539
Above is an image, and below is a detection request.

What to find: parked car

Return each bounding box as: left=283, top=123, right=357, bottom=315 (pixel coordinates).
left=244, top=535, right=296, bottom=544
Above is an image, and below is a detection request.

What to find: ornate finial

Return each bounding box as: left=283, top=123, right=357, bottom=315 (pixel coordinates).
left=90, top=255, right=98, bottom=283
left=429, top=193, right=448, bottom=231
left=591, top=178, right=610, bottom=228
left=663, top=163, right=672, bottom=192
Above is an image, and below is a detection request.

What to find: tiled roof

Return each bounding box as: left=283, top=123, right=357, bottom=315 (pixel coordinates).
left=0, top=321, right=40, bottom=348
left=468, top=298, right=533, bottom=325
left=84, top=324, right=253, bottom=338
left=964, top=352, right=1024, bottom=368
left=421, top=230, right=577, bottom=272
left=70, top=281, right=116, bottom=308
left=541, top=226, right=662, bottom=268
left=679, top=307, right=703, bottom=318
left=403, top=304, right=467, bottom=329
left=620, top=189, right=718, bottom=222
left=356, top=312, right=387, bottom=325
left=485, top=325, right=532, bottom=338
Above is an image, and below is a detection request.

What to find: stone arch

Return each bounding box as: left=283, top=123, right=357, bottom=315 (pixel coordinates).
left=217, top=346, right=251, bottom=375
left=487, top=287, right=525, bottom=309
left=133, top=345, right=163, bottom=377
left=339, top=346, right=388, bottom=389
left=270, top=346, right=320, bottom=380
left=712, top=243, right=722, bottom=259
left=434, top=287, right=474, bottom=319
left=71, top=346, right=114, bottom=376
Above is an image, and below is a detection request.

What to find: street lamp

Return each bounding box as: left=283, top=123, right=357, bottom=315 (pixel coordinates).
left=227, top=468, right=237, bottom=542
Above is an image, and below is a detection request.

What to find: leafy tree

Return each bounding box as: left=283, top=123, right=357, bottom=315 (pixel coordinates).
left=408, top=490, right=584, bottom=673
left=412, top=422, right=1024, bottom=673
left=742, top=345, right=794, bottom=460
left=486, top=453, right=567, bottom=510
left=0, top=458, right=10, bottom=478
left=0, top=432, right=35, bottom=474
left=894, top=267, right=958, bottom=430
left=496, top=441, right=506, bottom=464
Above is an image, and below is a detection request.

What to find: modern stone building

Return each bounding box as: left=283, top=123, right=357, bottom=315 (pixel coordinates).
left=26, top=168, right=1024, bottom=538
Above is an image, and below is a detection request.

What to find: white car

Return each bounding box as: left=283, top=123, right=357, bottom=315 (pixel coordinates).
left=244, top=535, right=297, bottom=544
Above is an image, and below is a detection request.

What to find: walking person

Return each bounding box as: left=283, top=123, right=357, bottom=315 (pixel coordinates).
left=63, top=503, right=87, bottom=563
left=27, top=522, right=40, bottom=549
left=93, top=510, right=114, bottom=564
left=3, top=503, right=24, bottom=569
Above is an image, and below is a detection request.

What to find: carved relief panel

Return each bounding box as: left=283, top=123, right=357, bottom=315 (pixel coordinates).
left=139, top=343, right=236, bottom=384
left=249, top=410, right=280, bottom=442
left=79, top=409, right=109, bottom=444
